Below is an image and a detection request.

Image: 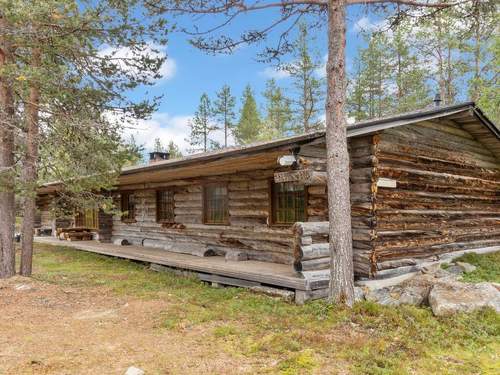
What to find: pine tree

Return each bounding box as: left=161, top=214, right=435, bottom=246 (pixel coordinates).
left=360, top=32, right=393, bottom=118
left=390, top=27, right=431, bottom=113
left=262, top=79, right=292, bottom=139
left=213, top=84, right=236, bottom=147
left=124, top=135, right=144, bottom=166
left=347, top=28, right=430, bottom=121
left=0, top=0, right=167, bottom=277
left=461, top=0, right=498, bottom=121
left=153, top=138, right=165, bottom=152
left=167, top=141, right=183, bottom=159
left=282, top=23, right=325, bottom=133
left=476, top=32, right=499, bottom=124
left=413, top=8, right=464, bottom=105
left=347, top=59, right=368, bottom=121
left=234, top=85, right=262, bottom=145
left=187, top=93, right=217, bottom=152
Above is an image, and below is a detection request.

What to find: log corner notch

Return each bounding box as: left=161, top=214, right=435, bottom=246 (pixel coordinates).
left=293, top=222, right=330, bottom=273
left=274, top=169, right=327, bottom=186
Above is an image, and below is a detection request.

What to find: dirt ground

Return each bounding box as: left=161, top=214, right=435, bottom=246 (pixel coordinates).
left=1, top=245, right=498, bottom=375
left=0, top=276, right=267, bottom=375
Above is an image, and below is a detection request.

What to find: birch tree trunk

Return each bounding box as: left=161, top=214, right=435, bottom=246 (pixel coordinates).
left=20, top=47, right=41, bottom=276
left=326, top=0, right=354, bottom=305
left=0, top=14, right=16, bottom=278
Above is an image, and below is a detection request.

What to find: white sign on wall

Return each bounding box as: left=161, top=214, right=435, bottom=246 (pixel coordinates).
left=377, top=178, right=397, bottom=188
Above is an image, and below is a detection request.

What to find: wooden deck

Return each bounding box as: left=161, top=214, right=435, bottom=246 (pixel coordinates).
left=34, top=237, right=329, bottom=302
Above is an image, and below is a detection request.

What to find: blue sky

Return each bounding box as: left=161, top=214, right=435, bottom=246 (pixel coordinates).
left=122, top=5, right=383, bottom=153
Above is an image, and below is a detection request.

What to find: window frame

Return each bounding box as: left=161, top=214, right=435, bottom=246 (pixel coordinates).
left=156, top=188, right=176, bottom=224
left=269, top=180, right=308, bottom=226
left=74, top=208, right=99, bottom=229
left=120, top=191, right=136, bottom=223
left=202, top=182, right=229, bottom=225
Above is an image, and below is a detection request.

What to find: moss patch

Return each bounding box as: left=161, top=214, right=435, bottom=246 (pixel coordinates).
left=454, top=251, right=500, bottom=283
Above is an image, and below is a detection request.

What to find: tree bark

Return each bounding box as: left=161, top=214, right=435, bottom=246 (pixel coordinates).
left=326, top=0, right=355, bottom=306
left=0, top=13, right=16, bottom=279
left=20, top=47, right=41, bottom=276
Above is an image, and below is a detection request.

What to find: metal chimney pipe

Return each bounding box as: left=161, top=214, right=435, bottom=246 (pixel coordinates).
left=434, top=93, right=442, bottom=107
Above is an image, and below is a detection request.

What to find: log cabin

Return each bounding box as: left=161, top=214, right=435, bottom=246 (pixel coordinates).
left=35, top=102, right=500, bottom=302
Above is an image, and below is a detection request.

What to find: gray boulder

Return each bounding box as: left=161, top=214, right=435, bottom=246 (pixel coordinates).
left=365, top=283, right=428, bottom=307
left=429, top=282, right=500, bottom=316
left=456, top=261, right=477, bottom=273
left=444, top=264, right=464, bottom=276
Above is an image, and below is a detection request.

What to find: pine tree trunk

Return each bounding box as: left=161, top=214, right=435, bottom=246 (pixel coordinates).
left=224, top=110, right=228, bottom=147
left=20, top=48, right=41, bottom=276
left=0, top=14, right=16, bottom=279
left=326, top=0, right=354, bottom=306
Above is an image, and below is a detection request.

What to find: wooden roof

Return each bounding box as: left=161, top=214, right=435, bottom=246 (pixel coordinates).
left=347, top=102, right=500, bottom=160
left=38, top=102, right=498, bottom=194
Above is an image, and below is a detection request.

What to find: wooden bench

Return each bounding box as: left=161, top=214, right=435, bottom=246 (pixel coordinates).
left=57, top=227, right=93, bottom=241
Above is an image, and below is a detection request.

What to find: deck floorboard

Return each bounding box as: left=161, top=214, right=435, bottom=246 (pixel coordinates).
left=34, top=237, right=309, bottom=290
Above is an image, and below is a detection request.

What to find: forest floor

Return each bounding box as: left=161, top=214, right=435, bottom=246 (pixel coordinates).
left=0, top=244, right=499, bottom=375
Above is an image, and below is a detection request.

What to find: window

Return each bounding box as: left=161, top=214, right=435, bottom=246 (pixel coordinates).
left=121, top=192, right=136, bottom=221
left=203, top=184, right=229, bottom=224
left=157, top=189, right=175, bottom=223
left=75, top=209, right=99, bottom=229
left=271, top=182, right=306, bottom=224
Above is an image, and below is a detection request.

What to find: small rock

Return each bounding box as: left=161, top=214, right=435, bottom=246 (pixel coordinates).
left=491, top=283, right=500, bottom=292
left=431, top=268, right=459, bottom=280
left=455, top=261, right=477, bottom=273
left=421, top=263, right=440, bottom=274
left=354, top=286, right=365, bottom=302
left=444, top=264, right=464, bottom=276
left=125, top=367, right=144, bottom=375
left=429, top=282, right=500, bottom=316
left=14, top=284, right=32, bottom=291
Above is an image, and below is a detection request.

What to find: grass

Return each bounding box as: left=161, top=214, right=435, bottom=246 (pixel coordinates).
left=452, top=251, right=500, bottom=283
left=30, top=244, right=500, bottom=374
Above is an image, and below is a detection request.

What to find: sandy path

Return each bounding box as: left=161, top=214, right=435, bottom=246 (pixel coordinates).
left=0, top=276, right=262, bottom=375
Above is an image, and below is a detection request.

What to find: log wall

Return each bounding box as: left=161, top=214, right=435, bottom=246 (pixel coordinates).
left=36, top=194, right=53, bottom=228
left=371, top=121, right=500, bottom=275
left=350, top=135, right=377, bottom=276
left=112, top=168, right=302, bottom=264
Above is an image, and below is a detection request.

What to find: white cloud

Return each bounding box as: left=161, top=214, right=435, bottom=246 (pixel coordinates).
left=315, top=54, right=328, bottom=78
left=98, top=42, right=176, bottom=83
left=109, top=111, right=238, bottom=155
left=318, top=112, right=356, bottom=126
left=109, top=112, right=192, bottom=153
left=159, top=58, right=177, bottom=81
left=352, top=17, right=387, bottom=33
left=260, top=66, right=290, bottom=80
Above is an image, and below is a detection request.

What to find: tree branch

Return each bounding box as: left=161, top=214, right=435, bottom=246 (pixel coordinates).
left=149, top=0, right=327, bottom=14
left=346, top=0, right=468, bottom=7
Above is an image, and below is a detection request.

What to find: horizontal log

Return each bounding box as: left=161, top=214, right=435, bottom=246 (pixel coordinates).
left=308, top=185, right=326, bottom=195
left=294, top=221, right=329, bottom=236
left=175, top=193, right=202, bottom=202
left=379, top=137, right=498, bottom=168
left=299, top=243, right=329, bottom=260
left=274, top=169, right=327, bottom=185
left=228, top=180, right=269, bottom=191
left=294, top=257, right=330, bottom=272
left=383, top=128, right=497, bottom=160
left=229, top=209, right=268, bottom=217
left=229, top=190, right=268, bottom=200
left=307, top=207, right=328, bottom=217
